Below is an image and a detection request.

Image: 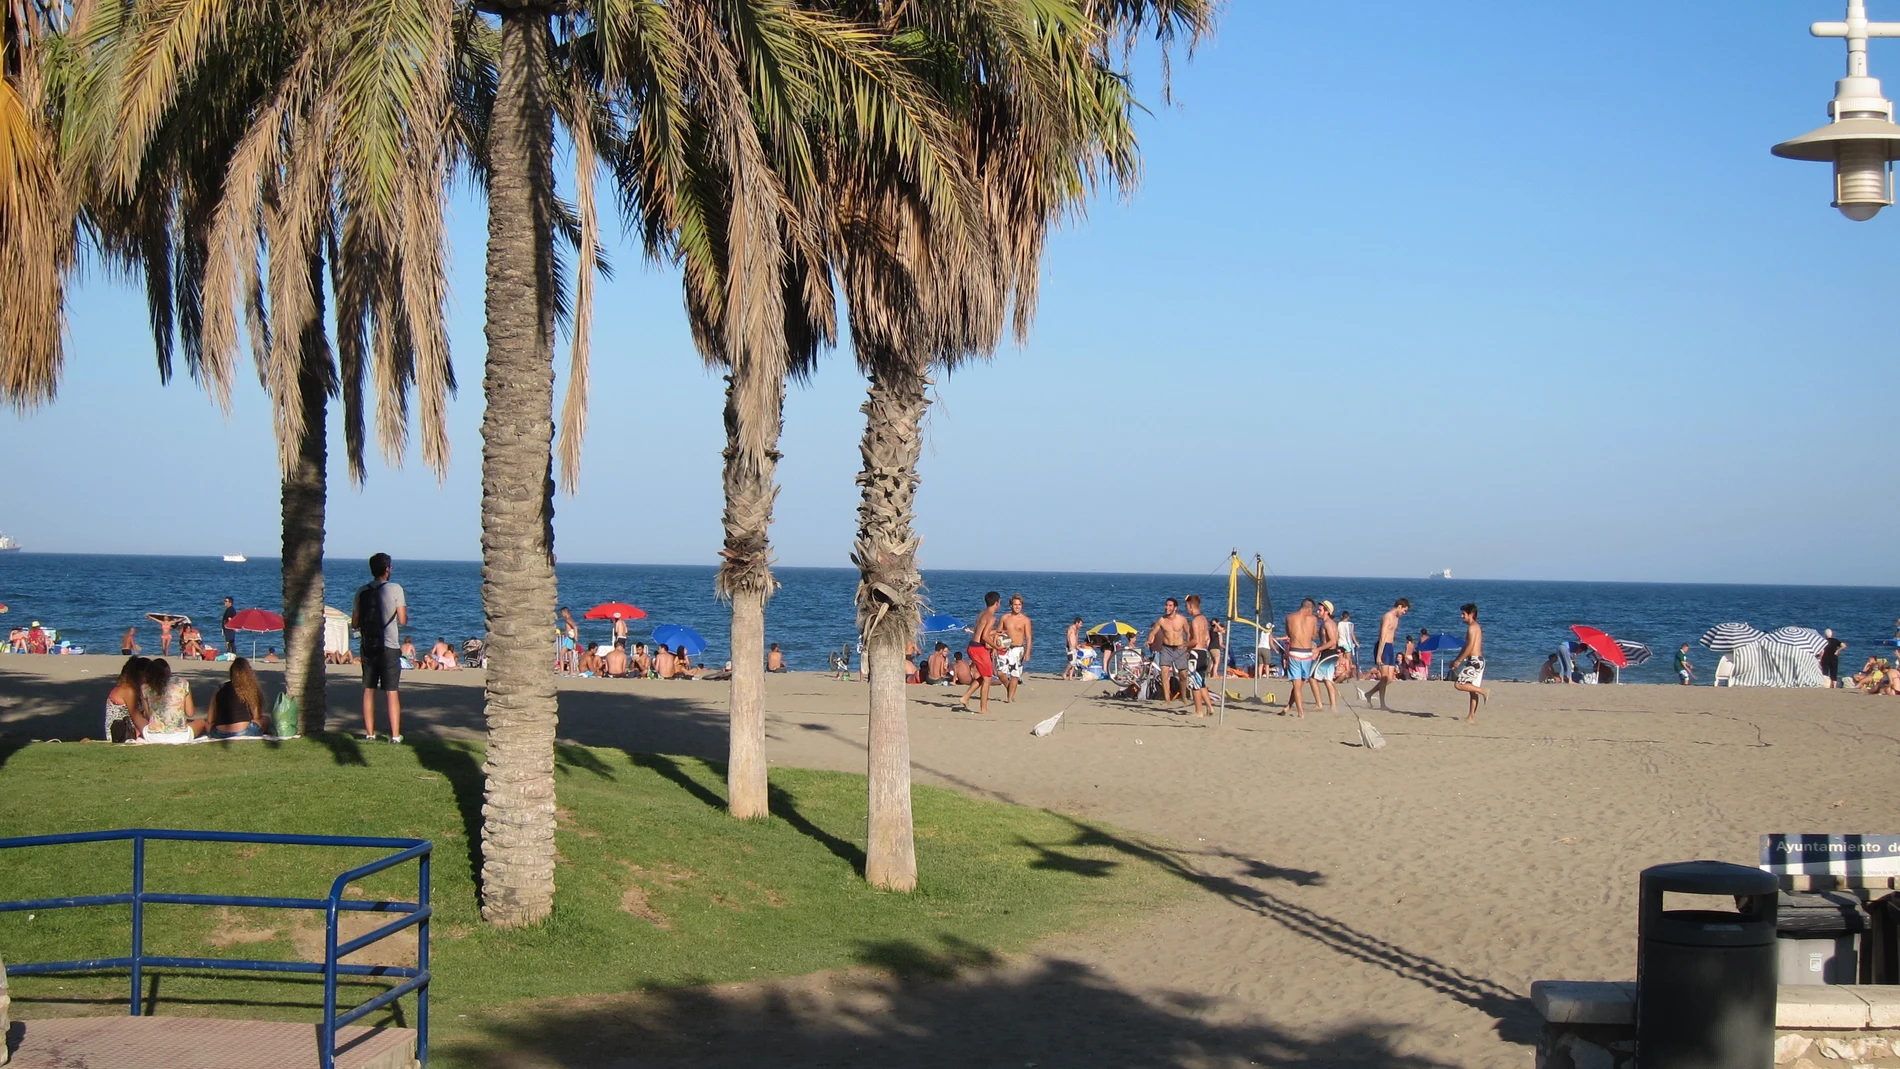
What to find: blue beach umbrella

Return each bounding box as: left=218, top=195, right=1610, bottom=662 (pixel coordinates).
left=919, top=614, right=966, bottom=634
left=1416, top=633, right=1462, bottom=653
left=651, top=624, right=708, bottom=657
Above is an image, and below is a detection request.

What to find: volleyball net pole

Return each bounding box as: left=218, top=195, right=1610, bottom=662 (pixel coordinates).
left=1223, top=551, right=1273, bottom=720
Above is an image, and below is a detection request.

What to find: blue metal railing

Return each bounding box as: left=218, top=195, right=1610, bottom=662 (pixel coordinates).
left=0, top=828, right=431, bottom=1068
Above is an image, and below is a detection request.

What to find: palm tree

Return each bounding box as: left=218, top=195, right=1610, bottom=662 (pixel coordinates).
left=696, top=244, right=833, bottom=821
left=0, top=0, right=76, bottom=408
left=836, top=0, right=1215, bottom=891
left=48, top=0, right=465, bottom=736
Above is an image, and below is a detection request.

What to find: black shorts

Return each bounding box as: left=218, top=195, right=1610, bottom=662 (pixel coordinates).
left=362, top=646, right=402, bottom=691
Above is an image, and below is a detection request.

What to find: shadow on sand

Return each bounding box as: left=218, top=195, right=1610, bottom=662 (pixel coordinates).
left=441, top=935, right=1459, bottom=1069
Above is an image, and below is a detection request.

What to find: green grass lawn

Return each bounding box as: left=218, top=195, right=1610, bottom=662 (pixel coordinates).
left=0, top=736, right=1174, bottom=1065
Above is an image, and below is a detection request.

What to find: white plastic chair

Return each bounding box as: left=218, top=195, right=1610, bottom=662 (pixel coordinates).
left=1714, top=655, right=1735, bottom=687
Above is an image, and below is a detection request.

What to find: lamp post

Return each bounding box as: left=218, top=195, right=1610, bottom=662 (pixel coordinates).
left=1773, top=1, right=1900, bottom=220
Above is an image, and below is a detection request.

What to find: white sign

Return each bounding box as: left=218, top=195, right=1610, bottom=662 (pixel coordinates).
left=1760, top=834, right=1900, bottom=878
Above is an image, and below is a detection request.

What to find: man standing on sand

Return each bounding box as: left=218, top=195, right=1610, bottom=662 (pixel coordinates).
left=960, top=592, right=1003, bottom=714
left=1312, top=600, right=1341, bottom=711
left=1282, top=598, right=1320, bottom=717
left=1449, top=602, right=1488, bottom=722
left=1357, top=597, right=1411, bottom=710
left=121, top=626, right=140, bottom=657
left=352, top=553, right=408, bottom=742
left=1675, top=643, right=1694, bottom=685
left=1183, top=595, right=1215, bottom=717
left=997, top=595, right=1034, bottom=702
left=220, top=597, right=238, bottom=659
left=1063, top=617, right=1084, bottom=680
left=1147, top=598, right=1192, bottom=706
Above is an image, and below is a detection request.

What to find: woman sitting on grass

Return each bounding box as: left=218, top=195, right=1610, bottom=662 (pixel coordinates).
left=105, top=656, right=149, bottom=742
left=208, top=658, right=267, bottom=738
left=140, top=658, right=203, bottom=742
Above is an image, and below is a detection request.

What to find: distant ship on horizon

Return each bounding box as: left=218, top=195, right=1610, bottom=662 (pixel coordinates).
left=1427, top=568, right=1451, bottom=579
left=222, top=553, right=248, bottom=563
left=0, top=533, right=22, bottom=553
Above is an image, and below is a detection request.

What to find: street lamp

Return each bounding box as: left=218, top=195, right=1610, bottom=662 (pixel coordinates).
left=1773, top=1, right=1900, bottom=220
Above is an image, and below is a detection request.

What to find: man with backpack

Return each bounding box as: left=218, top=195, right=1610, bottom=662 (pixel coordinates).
left=352, top=553, right=408, bottom=742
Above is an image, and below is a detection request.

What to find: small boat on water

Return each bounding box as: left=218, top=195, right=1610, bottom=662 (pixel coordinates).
left=222, top=553, right=248, bottom=563
left=1426, top=568, right=1451, bottom=579
left=0, top=533, right=22, bottom=553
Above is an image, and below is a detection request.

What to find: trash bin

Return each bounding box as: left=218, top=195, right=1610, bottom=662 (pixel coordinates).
left=1636, top=860, right=1778, bottom=1069
left=1777, top=891, right=1870, bottom=985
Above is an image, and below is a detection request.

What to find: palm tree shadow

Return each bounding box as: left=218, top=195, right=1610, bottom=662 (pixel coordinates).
left=442, top=940, right=1461, bottom=1068
left=765, top=780, right=865, bottom=874
left=1048, top=816, right=1539, bottom=1047
left=409, top=739, right=486, bottom=886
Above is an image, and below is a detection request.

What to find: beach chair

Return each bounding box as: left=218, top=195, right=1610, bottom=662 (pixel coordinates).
left=828, top=644, right=854, bottom=680
left=1714, top=655, right=1735, bottom=687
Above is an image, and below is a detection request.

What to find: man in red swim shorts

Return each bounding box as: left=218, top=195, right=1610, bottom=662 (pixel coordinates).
left=959, top=591, right=1003, bottom=715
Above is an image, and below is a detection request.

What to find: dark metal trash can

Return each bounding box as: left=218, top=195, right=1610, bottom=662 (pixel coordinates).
left=1636, top=860, right=1779, bottom=1069
left=1776, top=892, right=1870, bottom=985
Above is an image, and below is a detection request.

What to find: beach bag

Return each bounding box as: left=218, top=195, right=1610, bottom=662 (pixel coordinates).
left=271, top=693, right=299, bottom=738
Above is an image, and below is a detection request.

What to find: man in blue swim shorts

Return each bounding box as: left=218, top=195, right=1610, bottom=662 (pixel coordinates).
left=1283, top=597, right=1320, bottom=718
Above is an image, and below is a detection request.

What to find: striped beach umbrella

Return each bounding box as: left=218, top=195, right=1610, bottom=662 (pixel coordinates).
left=1088, top=620, right=1139, bottom=638
left=1764, top=626, right=1827, bottom=655
left=1700, top=622, right=1767, bottom=652
left=1616, top=640, right=1653, bottom=666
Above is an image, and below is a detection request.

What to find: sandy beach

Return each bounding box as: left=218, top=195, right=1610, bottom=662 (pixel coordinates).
left=2, top=658, right=1895, bottom=1067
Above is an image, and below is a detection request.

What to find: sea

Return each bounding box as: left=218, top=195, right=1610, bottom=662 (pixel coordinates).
left=1, top=553, right=1895, bottom=684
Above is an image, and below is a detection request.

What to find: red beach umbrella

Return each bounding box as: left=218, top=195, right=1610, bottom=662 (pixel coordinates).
left=584, top=602, right=645, bottom=621
left=228, top=608, right=286, bottom=632
left=1570, top=625, right=1628, bottom=669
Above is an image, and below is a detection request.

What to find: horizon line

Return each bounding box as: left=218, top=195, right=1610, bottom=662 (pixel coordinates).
left=3, top=551, right=1895, bottom=592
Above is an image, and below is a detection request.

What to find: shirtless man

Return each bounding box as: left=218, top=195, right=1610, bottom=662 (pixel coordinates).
left=1063, top=617, right=1084, bottom=680
left=654, top=645, right=679, bottom=679
left=1184, top=595, right=1214, bottom=717
left=996, top=595, right=1034, bottom=702
left=766, top=644, right=785, bottom=672
left=925, top=642, right=950, bottom=683
left=1313, top=600, right=1341, bottom=711
left=605, top=640, right=628, bottom=677
left=1147, top=598, right=1192, bottom=705
left=1357, top=597, right=1411, bottom=710
left=631, top=643, right=653, bottom=677
left=1282, top=598, right=1320, bottom=718
left=959, top=592, right=1003, bottom=714
left=1450, top=602, right=1488, bottom=722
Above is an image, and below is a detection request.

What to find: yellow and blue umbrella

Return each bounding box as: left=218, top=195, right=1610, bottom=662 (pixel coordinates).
left=1087, top=620, right=1138, bottom=638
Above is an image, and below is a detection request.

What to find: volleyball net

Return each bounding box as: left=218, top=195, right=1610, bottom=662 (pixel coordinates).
left=1224, top=552, right=1274, bottom=704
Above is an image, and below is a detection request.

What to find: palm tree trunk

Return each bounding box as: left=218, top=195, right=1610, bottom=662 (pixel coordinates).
left=717, top=371, right=784, bottom=820
left=478, top=4, right=560, bottom=929
left=282, top=255, right=329, bottom=735
left=853, top=361, right=929, bottom=891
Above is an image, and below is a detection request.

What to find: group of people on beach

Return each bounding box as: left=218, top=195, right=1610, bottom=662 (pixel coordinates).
left=103, top=656, right=275, bottom=743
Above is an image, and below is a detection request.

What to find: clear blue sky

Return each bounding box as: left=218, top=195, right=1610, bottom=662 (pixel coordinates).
left=5, top=2, right=1898, bottom=585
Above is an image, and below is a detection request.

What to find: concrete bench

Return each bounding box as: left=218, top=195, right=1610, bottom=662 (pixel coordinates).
left=1534, top=980, right=1900, bottom=1069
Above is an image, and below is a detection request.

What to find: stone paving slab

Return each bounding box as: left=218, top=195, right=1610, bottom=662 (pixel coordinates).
left=6, top=1015, right=416, bottom=1069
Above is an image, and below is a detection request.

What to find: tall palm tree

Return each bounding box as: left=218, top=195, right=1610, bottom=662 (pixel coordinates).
left=51, top=0, right=466, bottom=736
left=836, top=0, right=1215, bottom=891
left=694, top=242, right=833, bottom=821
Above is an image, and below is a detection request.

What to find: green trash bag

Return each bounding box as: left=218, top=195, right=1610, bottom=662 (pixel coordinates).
left=271, top=693, right=300, bottom=738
